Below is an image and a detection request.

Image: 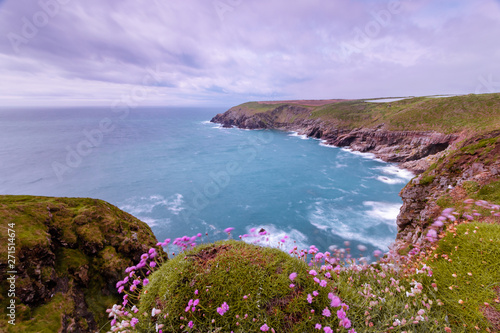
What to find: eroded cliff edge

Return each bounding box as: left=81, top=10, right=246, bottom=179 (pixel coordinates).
left=211, top=95, right=500, bottom=240
left=0, top=195, right=161, bottom=332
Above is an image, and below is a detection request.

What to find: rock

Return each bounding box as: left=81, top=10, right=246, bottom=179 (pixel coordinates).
left=0, top=195, right=162, bottom=332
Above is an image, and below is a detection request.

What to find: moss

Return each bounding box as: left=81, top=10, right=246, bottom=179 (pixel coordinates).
left=463, top=181, right=480, bottom=195
left=55, top=248, right=90, bottom=276
left=460, top=137, right=498, bottom=155
left=0, top=195, right=160, bottom=331
left=4, top=293, right=74, bottom=333
left=475, top=180, right=500, bottom=204
left=137, top=240, right=326, bottom=332
left=436, top=194, right=453, bottom=208
left=420, top=174, right=436, bottom=186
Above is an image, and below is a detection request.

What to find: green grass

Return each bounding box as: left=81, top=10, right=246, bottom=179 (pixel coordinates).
left=426, top=222, right=500, bottom=331
left=0, top=195, right=160, bottom=332
left=476, top=180, right=500, bottom=204
left=137, top=240, right=334, bottom=332
left=230, top=93, right=500, bottom=134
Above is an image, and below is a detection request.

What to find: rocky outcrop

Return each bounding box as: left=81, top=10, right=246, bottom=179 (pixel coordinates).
left=397, top=132, right=500, bottom=240
left=212, top=104, right=500, bottom=240
left=0, top=196, right=161, bottom=332
left=211, top=105, right=458, bottom=172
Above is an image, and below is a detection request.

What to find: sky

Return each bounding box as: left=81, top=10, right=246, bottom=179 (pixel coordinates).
left=1, top=0, right=500, bottom=107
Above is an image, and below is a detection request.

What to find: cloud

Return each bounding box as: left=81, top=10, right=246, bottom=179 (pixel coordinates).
left=1, top=0, right=500, bottom=106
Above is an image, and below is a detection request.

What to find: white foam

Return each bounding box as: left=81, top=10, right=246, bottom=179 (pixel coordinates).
left=120, top=193, right=185, bottom=216
left=307, top=200, right=397, bottom=250
left=287, top=131, right=309, bottom=140
left=376, top=176, right=407, bottom=184
left=201, top=120, right=212, bottom=124
left=165, top=193, right=185, bottom=215
left=340, top=147, right=381, bottom=161
left=136, top=216, right=159, bottom=227
left=363, top=201, right=401, bottom=221
left=242, top=224, right=309, bottom=253
left=375, top=165, right=414, bottom=180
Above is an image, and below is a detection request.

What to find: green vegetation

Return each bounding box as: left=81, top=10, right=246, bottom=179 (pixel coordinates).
left=0, top=195, right=159, bottom=332
left=109, top=204, right=500, bottom=332
left=476, top=180, right=500, bottom=204
left=420, top=174, right=436, bottom=186
left=233, top=93, right=500, bottom=134
left=426, top=222, right=500, bottom=330
left=138, top=240, right=327, bottom=332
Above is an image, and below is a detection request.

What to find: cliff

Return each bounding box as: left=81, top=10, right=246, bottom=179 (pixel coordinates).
left=0, top=195, right=160, bottom=332
left=211, top=94, right=500, bottom=238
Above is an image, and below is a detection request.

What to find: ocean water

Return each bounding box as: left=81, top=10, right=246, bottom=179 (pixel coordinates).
left=0, top=107, right=413, bottom=255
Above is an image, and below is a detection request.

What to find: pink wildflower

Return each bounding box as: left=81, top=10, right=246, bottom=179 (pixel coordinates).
left=260, top=323, right=270, bottom=331
left=307, top=294, right=313, bottom=304
left=289, top=272, right=297, bottom=281
left=315, top=323, right=322, bottom=330
left=322, top=308, right=331, bottom=317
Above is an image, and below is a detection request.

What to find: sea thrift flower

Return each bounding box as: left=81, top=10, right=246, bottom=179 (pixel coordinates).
left=337, top=308, right=346, bottom=320
left=224, top=227, right=234, bottom=233
left=313, top=290, right=319, bottom=296
left=341, top=318, right=351, bottom=329
left=289, top=284, right=295, bottom=288
left=143, top=278, right=149, bottom=286
left=307, top=294, right=313, bottom=304
left=217, top=302, right=229, bottom=315
left=324, top=327, right=333, bottom=333
left=322, top=308, right=331, bottom=317
left=188, top=321, right=193, bottom=328
left=130, top=317, right=139, bottom=327
left=328, top=294, right=341, bottom=307
left=319, top=280, right=327, bottom=287
left=309, top=269, right=318, bottom=276
left=260, top=323, right=270, bottom=331
left=315, top=323, right=322, bottom=330
left=289, top=272, right=297, bottom=281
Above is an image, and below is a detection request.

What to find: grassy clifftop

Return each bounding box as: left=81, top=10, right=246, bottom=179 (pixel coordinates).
left=231, top=93, right=500, bottom=134
left=0, top=195, right=160, bottom=332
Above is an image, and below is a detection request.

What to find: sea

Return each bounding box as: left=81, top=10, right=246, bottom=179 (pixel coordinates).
left=0, top=107, right=414, bottom=256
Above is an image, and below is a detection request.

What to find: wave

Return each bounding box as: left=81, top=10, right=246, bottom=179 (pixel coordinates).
left=287, top=131, right=309, bottom=140
left=363, top=201, right=401, bottom=222
left=241, top=224, right=309, bottom=253
left=374, top=165, right=414, bottom=180
left=307, top=200, right=397, bottom=250
left=120, top=193, right=186, bottom=216
left=340, top=147, right=381, bottom=161
left=376, top=176, right=407, bottom=184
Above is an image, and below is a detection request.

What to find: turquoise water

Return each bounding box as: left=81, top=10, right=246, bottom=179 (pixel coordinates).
left=0, top=107, right=413, bottom=255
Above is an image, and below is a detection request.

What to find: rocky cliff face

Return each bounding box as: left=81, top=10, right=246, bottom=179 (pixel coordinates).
left=211, top=105, right=500, bottom=239
left=0, top=196, right=161, bottom=333
left=211, top=105, right=458, bottom=173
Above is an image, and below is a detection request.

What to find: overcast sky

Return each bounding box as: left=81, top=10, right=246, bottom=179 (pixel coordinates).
left=1, top=0, right=500, bottom=107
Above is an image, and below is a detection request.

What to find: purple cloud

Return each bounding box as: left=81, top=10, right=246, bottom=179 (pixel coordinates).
left=1, top=0, right=500, bottom=106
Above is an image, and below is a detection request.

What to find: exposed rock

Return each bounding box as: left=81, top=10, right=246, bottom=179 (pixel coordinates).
left=211, top=106, right=458, bottom=174
left=0, top=196, right=162, bottom=332
left=212, top=105, right=500, bottom=240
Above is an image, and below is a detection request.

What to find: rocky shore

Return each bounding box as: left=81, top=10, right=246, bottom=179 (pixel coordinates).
left=211, top=99, right=500, bottom=240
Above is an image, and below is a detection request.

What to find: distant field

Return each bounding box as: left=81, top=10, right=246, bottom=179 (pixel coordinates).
left=234, top=93, right=500, bottom=134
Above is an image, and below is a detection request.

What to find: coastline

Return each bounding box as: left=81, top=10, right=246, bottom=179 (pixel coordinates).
left=210, top=98, right=500, bottom=242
